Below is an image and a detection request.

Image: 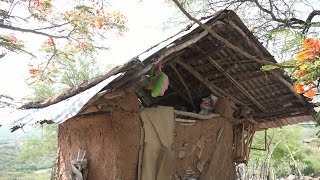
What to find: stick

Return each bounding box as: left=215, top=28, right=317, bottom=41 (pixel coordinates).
left=170, top=63, right=196, bottom=110
left=175, top=118, right=197, bottom=123
left=174, top=110, right=220, bottom=119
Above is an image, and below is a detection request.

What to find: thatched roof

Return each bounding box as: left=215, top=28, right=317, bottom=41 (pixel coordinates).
left=1, top=10, right=315, bottom=132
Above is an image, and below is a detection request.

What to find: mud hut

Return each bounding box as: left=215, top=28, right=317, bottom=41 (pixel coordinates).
left=3, top=10, right=315, bottom=180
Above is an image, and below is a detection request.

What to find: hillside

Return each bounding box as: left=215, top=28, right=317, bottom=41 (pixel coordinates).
left=0, top=125, right=56, bottom=180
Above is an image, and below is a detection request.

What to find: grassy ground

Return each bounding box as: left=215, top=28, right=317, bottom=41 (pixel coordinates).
left=0, top=171, right=51, bottom=180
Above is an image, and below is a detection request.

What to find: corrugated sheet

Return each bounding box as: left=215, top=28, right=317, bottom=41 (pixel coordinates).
left=1, top=74, right=121, bottom=131
left=259, top=115, right=314, bottom=129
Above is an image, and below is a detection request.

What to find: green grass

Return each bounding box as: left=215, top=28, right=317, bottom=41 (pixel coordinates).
left=0, top=171, right=51, bottom=180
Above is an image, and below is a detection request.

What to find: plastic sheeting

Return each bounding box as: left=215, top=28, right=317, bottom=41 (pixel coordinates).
left=1, top=74, right=121, bottom=131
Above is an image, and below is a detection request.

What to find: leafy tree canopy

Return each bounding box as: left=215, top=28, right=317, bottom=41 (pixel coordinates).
left=0, top=0, right=126, bottom=87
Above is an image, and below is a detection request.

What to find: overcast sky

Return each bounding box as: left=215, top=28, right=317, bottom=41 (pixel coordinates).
left=0, top=0, right=179, bottom=101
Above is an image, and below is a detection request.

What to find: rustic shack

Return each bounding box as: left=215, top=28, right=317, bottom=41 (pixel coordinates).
left=2, top=10, right=315, bottom=180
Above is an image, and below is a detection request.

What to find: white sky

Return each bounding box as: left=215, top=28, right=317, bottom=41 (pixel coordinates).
left=0, top=0, right=179, bottom=101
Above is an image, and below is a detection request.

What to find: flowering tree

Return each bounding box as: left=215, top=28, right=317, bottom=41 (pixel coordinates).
left=293, top=38, right=320, bottom=99
left=0, top=0, right=127, bottom=104
left=0, top=0, right=127, bottom=80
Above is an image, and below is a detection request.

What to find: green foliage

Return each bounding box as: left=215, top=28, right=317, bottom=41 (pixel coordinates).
left=315, top=112, right=320, bottom=138
left=249, top=125, right=320, bottom=178
left=260, top=60, right=296, bottom=71
left=0, top=126, right=54, bottom=179
left=0, top=171, right=50, bottom=180
left=267, top=28, right=304, bottom=53
left=29, top=56, right=100, bottom=101
left=57, top=57, right=99, bottom=88
left=31, top=82, right=56, bottom=102
left=18, top=125, right=57, bottom=162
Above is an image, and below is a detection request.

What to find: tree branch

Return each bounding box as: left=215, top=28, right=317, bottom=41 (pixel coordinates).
left=0, top=24, right=69, bottom=39
left=32, top=22, right=69, bottom=31
left=40, top=38, right=58, bottom=76
left=171, top=0, right=291, bottom=68
left=303, top=10, right=320, bottom=34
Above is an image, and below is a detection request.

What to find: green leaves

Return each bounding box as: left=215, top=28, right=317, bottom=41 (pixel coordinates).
left=249, top=125, right=320, bottom=177
left=260, top=64, right=280, bottom=71
left=260, top=60, right=296, bottom=71
left=268, top=28, right=304, bottom=53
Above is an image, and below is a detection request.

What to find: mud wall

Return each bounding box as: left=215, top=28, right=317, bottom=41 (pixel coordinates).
left=55, top=93, right=141, bottom=180
left=55, top=93, right=235, bottom=180
left=174, top=118, right=236, bottom=180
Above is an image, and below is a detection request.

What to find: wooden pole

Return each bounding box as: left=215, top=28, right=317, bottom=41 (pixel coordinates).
left=175, top=59, right=249, bottom=108
left=174, top=110, right=220, bottom=119
left=169, top=63, right=197, bottom=110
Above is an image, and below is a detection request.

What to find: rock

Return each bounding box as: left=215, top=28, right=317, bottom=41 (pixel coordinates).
left=286, top=175, right=297, bottom=180
left=196, top=149, right=203, bottom=159
left=197, top=161, right=205, bottom=173
left=197, top=135, right=205, bottom=149
left=178, top=150, right=186, bottom=159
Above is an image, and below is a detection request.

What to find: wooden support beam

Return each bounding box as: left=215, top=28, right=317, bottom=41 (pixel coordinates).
left=254, top=113, right=311, bottom=123
left=175, top=59, right=248, bottom=108
left=270, top=72, right=308, bottom=106
left=174, top=109, right=220, bottom=119
left=227, top=21, right=265, bottom=58
left=192, top=44, right=269, bottom=113
left=175, top=118, right=197, bottom=123
left=169, top=63, right=197, bottom=110
left=206, top=56, right=268, bottom=112
left=253, top=106, right=308, bottom=118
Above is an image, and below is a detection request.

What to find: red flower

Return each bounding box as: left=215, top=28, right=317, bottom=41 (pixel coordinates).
left=44, top=39, right=54, bottom=46
left=295, top=70, right=307, bottom=78
left=303, top=38, right=320, bottom=53
left=295, top=50, right=317, bottom=61
left=8, top=35, right=17, bottom=42
left=294, top=83, right=305, bottom=94
left=303, top=88, right=317, bottom=99
left=295, top=38, right=320, bottom=61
